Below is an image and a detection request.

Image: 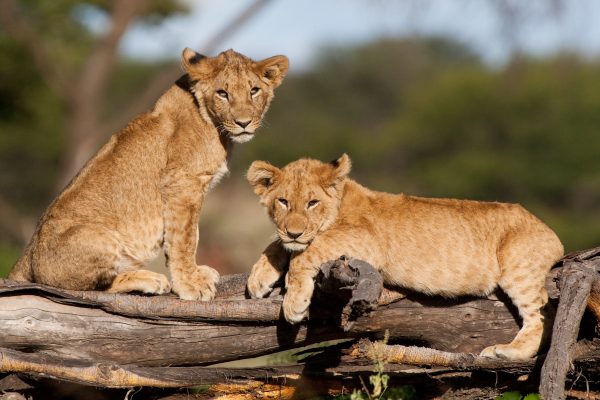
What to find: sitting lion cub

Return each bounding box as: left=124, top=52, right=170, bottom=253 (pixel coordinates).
left=9, top=48, right=288, bottom=301
left=246, top=154, right=563, bottom=359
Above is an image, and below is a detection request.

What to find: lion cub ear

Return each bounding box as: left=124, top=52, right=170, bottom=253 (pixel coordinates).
left=326, top=154, right=352, bottom=187
left=182, top=47, right=212, bottom=79
left=254, top=55, right=289, bottom=88
left=247, top=161, right=281, bottom=196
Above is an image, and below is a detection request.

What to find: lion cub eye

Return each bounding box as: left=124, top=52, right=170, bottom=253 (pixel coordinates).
left=277, top=198, right=289, bottom=208
left=250, top=87, right=260, bottom=96
left=307, top=200, right=319, bottom=209
left=216, top=90, right=229, bottom=100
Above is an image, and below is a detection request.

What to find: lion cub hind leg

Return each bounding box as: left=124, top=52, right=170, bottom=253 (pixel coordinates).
left=107, top=270, right=171, bottom=295
left=480, top=233, right=560, bottom=359
left=34, top=224, right=121, bottom=291
left=480, top=279, right=547, bottom=359
left=481, top=221, right=564, bottom=359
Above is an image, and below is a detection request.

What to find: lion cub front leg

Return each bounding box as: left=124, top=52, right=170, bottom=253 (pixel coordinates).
left=283, top=260, right=318, bottom=324
left=282, top=242, right=344, bottom=323
left=161, top=181, right=219, bottom=301
left=247, top=241, right=290, bottom=298
left=282, top=230, right=376, bottom=323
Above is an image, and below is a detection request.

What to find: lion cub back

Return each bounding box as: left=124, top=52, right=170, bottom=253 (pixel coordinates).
left=350, top=192, right=563, bottom=296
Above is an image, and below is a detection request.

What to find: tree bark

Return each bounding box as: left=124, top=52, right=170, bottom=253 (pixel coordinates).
left=0, top=288, right=523, bottom=367
left=539, top=257, right=600, bottom=399
left=0, top=252, right=599, bottom=392
left=0, top=258, right=542, bottom=386
left=351, top=339, right=536, bottom=372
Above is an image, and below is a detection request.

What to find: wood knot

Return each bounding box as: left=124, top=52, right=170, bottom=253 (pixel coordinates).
left=315, top=257, right=383, bottom=330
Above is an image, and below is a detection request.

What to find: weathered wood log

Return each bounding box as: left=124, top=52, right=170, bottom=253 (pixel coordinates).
left=316, top=257, right=384, bottom=330
left=0, top=344, right=453, bottom=389
left=351, top=339, right=536, bottom=372
left=0, top=343, right=543, bottom=390
left=0, top=290, right=525, bottom=367
left=540, top=254, right=600, bottom=400
left=0, top=257, right=535, bottom=367
left=0, top=274, right=266, bottom=322
left=0, top=346, right=322, bottom=388
left=0, top=251, right=598, bottom=390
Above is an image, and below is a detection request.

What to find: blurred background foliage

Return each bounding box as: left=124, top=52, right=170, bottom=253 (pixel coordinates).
left=1, top=0, right=599, bottom=276
left=237, top=39, right=600, bottom=254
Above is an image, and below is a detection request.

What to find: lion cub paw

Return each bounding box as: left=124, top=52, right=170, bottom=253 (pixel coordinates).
left=479, top=344, right=533, bottom=360
left=172, top=265, right=220, bottom=301
left=107, top=270, right=171, bottom=295
left=282, top=287, right=313, bottom=324
left=146, top=274, right=171, bottom=295
left=247, top=260, right=283, bottom=299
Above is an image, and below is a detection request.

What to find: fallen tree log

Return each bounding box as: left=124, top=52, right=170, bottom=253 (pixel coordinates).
left=0, top=251, right=599, bottom=394
left=351, top=340, right=538, bottom=372
left=0, top=291, right=523, bottom=367
left=0, top=275, right=526, bottom=367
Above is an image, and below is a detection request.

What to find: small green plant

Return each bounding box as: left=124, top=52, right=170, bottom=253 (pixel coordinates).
left=345, top=386, right=416, bottom=400
left=344, top=332, right=416, bottom=400
left=496, top=391, right=540, bottom=400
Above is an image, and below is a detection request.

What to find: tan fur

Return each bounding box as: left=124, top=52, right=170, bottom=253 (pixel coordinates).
left=9, top=48, right=288, bottom=301
left=246, top=154, right=564, bottom=359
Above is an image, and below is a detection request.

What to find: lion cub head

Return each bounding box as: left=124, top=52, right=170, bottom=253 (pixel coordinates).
left=247, top=155, right=351, bottom=251
left=182, top=48, right=289, bottom=143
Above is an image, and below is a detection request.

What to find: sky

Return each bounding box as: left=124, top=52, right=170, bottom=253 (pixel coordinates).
left=107, top=0, right=600, bottom=71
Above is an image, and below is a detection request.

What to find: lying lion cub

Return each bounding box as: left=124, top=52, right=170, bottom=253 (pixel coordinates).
left=246, top=154, right=563, bottom=359
left=9, top=48, right=288, bottom=301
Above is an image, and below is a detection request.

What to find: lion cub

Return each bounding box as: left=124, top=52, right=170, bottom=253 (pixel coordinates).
left=9, top=48, right=288, bottom=301
left=246, top=154, right=563, bottom=359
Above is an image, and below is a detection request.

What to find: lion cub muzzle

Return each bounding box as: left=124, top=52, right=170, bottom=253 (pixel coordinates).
left=281, top=213, right=310, bottom=251
left=221, top=113, right=257, bottom=141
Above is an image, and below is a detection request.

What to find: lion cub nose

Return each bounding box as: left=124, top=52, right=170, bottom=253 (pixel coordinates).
left=235, top=119, right=251, bottom=128
left=286, top=229, right=303, bottom=239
